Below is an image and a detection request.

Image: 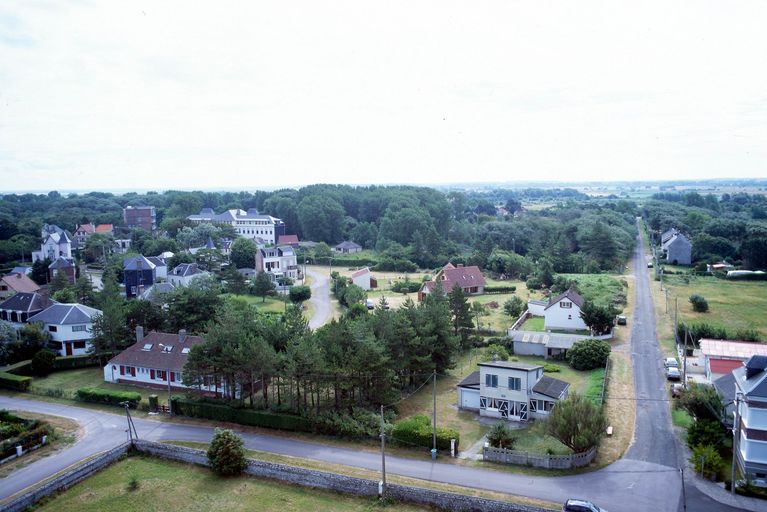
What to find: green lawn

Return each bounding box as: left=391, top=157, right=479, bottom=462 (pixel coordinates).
left=225, top=294, right=288, bottom=314
left=521, top=316, right=545, bottom=332
left=37, top=456, right=427, bottom=512
left=512, top=421, right=571, bottom=456
left=557, top=274, right=628, bottom=311
left=672, top=408, right=693, bottom=429
left=30, top=368, right=158, bottom=403
left=663, top=275, right=767, bottom=339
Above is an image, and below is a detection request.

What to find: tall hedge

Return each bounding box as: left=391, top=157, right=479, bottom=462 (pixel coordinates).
left=54, top=354, right=105, bottom=371
left=171, top=398, right=312, bottom=432
left=75, top=387, right=141, bottom=408
left=0, top=372, right=32, bottom=391
left=390, top=414, right=459, bottom=451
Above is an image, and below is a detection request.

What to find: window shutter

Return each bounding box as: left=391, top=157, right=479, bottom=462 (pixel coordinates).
left=119, top=365, right=125, bottom=376
left=150, top=369, right=155, bottom=380
left=131, top=367, right=136, bottom=377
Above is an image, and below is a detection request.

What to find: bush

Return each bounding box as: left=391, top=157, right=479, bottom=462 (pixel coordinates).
left=484, top=285, right=517, bottom=294
left=390, top=415, right=459, bottom=451
left=689, top=295, right=709, bottom=313
left=31, top=350, right=56, bottom=377
left=311, top=408, right=380, bottom=438
left=678, top=383, right=724, bottom=422
left=75, top=387, right=141, bottom=408
left=0, top=372, right=32, bottom=391
left=288, top=285, right=311, bottom=303
left=482, top=343, right=510, bottom=361
left=567, top=339, right=611, bottom=371
left=690, top=444, right=724, bottom=480
left=525, top=276, right=543, bottom=290
left=391, top=280, right=422, bottom=293
left=543, top=363, right=562, bottom=373
left=503, top=296, right=525, bottom=318
left=148, top=395, right=159, bottom=411
left=207, top=428, right=247, bottom=476
left=487, top=422, right=516, bottom=449
left=687, top=419, right=726, bottom=448
left=54, top=354, right=107, bottom=370
left=171, top=398, right=312, bottom=432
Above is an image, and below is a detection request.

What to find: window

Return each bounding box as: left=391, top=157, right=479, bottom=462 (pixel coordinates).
left=182, top=347, right=191, bottom=354
left=161, top=345, right=173, bottom=353
left=72, top=325, right=87, bottom=332
left=560, top=301, right=572, bottom=309
left=485, top=374, right=498, bottom=388
left=508, top=377, right=521, bottom=391
left=142, top=343, right=153, bottom=351
left=131, top=286, right=137, bottom=294
left=73, top=341, right=86, bottom=349
left=48, top=326, right=57, bottom=332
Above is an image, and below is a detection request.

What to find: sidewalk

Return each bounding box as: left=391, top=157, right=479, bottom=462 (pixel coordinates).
left=687, top=472, right=766, bottom=512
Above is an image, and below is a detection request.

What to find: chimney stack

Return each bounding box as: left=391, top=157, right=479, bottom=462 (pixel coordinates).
left=136, top=326, right=144, bottom=344
left=178, top=329, right=187, bottom=343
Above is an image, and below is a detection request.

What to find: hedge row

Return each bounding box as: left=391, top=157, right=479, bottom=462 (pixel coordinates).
left=54, top=354, right=105, bottom=371
left=314, top=257, right=378, bottom=267
left=0, top=372, right=32, bottom=391
left=0, top=424, right=50, bottom=460
left=171, top=398, right=312, bottom=432
left=390, top=414, right=459, bottom=451
left=75, top=387, right=141, bottom=408
left=391, top=280, right=422, bottom=293
left=484, top=285, right=517, bottom=294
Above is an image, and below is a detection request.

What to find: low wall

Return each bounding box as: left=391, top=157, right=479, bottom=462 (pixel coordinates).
left=510, top=310, right=530, bottom=331
left=1, top=442, right=131, bottom=512
left=135, top=440, right=550, bottom=512
left=483, top=445, right=596, bottom=469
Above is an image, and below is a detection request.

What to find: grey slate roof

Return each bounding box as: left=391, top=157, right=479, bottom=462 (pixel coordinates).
left=546, top=288, right=585, bottom=310
left=0, top=292, right=55, bottom=313
left=48, top=257, right=74, bottom=269
left=124, top=255, right=156, bottom=271
left=171, top=263, right=202, bottom=277
left=28, top=303, right=101, bottom=325
left=733, top=356, right=767, bottom=399
left=139, top=282, right=176, bottom=301
left=532, top=375, right=570, bottom=399
left=335, top=240, right=362, bottom=250
left=107, top=331, right=205, bottom=373
left=146, top=256, right=166, bottom=268
left=479, top=360, right=543, bottom=371
left=507, top=330, right=583, bottom=350
left=457, top=371, right=480, bottom=389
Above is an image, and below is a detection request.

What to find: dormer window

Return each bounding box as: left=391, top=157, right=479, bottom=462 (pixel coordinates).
left=182, top=347, right=191, bottom=354
left=141, top=343, right=153, bottom=351
left=162, top=345, right=173, bottom=353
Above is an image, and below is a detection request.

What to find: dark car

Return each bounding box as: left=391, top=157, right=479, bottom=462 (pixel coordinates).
left=562, top=499, right=607, bottom=512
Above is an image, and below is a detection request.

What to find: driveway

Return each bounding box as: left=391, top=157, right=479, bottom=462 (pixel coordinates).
left=306, top=266, right=332, bottom=329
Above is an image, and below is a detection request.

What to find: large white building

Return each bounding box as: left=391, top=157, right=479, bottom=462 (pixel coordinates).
left=187, top=208, right=285, bottom=245
left=457, top=360, right=569, bottom=422
left=31, top=224, right=73, bottom=263
left=27, top=303, right=101, bottom=356
left=733, top=355, right=767, bottom=487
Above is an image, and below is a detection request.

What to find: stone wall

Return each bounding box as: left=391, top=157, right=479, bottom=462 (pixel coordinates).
left=2, top=442, right=131, bottom=512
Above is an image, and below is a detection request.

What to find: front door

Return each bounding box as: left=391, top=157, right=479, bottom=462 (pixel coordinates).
left=65, top=342, right=72, bottom=356
left=519, top=402, right=528, bottom=421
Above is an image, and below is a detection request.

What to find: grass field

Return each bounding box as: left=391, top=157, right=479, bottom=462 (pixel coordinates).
left=225, top=294, right=287, bottom=314
left=30, top=368, right=158, bottom=403
left=557, top=273, right=628, bottom=311
left=36, top=456, right=429, bottom=512
left=661, top=274, right=767, bottom=339
left=672, top=408, right=693, bottom=429
left=520, top=316, right=545, bottom=332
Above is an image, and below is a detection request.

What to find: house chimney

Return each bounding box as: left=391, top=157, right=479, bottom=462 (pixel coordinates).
left=178, top=329, right=187, bottom=343
left=136, top=325, right=144, bottom=344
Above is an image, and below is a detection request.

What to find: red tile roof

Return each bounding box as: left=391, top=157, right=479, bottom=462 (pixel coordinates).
left=422, top=265, right=485, bottom=294
left=76, top=223, right=95, bottom=234
left=710, top=358, right=744, bottom=376
left=351, top=267, right=370, bottom=279
left=278, top=234, right=299, bottom=245
left=1, top=273, right=41, bottom=294
left=95, top=224, right=114, bottom=233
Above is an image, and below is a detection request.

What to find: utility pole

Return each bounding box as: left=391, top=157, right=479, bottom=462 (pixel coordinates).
left=732, top=394, right=741, bottom=494
left=683, top=330, right=689, bottom=389
left=674, top=298, right=679, bottom=345
left=665, top=289, right=669, bottom=314
left=380, top=404, right=386, bottom=499
left=432, top=371, right=437, bottom=456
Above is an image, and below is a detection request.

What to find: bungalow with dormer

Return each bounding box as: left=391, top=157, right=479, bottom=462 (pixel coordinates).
left=168, top=263, right=208, bottom=287
left=418, top=263, right=486, bottom=301
left=457, top=360, right=569, bottom=422
left=544, top=288, right=588, bottom=332
left=0, top=272, right=41, bottom=300
left=0, top=292, right=55, bottom=328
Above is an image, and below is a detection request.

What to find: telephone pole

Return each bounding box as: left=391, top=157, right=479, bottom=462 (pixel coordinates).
left=432, top=371, right=437, bottom=455
left=380, top=404, right=386, bottom=498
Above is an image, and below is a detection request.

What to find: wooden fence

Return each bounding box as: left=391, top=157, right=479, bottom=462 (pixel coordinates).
left=483, top=445, right=596, bottom=469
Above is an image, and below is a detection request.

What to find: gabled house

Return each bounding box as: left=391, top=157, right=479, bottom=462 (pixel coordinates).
left=103, top=328, right=223, bottom=395
left=27, top=303, right=101, bottom=356
left=168, top=263, right=207, bottom=287
left=256, top=245, right=298, bottom=282
left=32, top=224, right=73, bottom=263
left=733, top=355, right=767, bottom=487
left=662, top=231, right=692, bottom=266
left=146, top=256, right=168, bottom=281
left=277, top=234, right=300, bottom=248
left=0, top=292, right=55, bottom=327
left=95, top=224, right=114, bottom=235
left=139, top=282, right=176, bottom=303
left=351, top=267, right=377, bottom=291
left=0, top=272, right=41, bottom=300
left=457, top=360, right=569, bottom=421
left=334, top=240, right=362, bottom=254
left=48, top=257, right=76, bottom=285
left=544, top=288, right=588, bottom=332
left=123, top=255, right=156, bottom=299
left=418, top=263, right=486, bottom=301
left=74, top=223, right=96, bottom=245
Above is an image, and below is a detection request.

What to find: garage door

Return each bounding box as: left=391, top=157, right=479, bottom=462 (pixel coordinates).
left=460, top=388, right=480, bottom=409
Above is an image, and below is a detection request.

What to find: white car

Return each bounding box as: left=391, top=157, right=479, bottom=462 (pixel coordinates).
left=664, top=357, right=679, bottom=369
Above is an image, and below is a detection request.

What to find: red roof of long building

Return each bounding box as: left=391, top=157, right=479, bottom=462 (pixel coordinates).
left=422, top=264, right=485, bottom=294
left=709, top=358, right=744, bottom=376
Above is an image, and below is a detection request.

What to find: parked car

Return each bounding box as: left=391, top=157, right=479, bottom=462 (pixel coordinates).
left=671, top=383, right=684, bottom=398
left=666, top=367, right=681, bottom=381
left=562, top=499, right=607, bottom=512
left=365, top=299, right=375, bottom=310
left=616, top=315, right=627, bottom=325
left=647, top=261, right=653, bottom=268
left=664, top=357, right=679, bottom=369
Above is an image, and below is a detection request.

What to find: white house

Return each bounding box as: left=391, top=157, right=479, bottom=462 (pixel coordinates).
left=527, top=299, right=548, bottom=317
left=27, top=303, right=101, bottom=357
left=187, top=208, right=285, bottom=245
left=103, top=328, right=228, bottom=396
left=147, top=257, right=168, bottom=280
left=544, top=288, right=588, bottom=332
left=733, top=355, right=767, bottom=487
left=457, top=360, right=569, bottom=422
left=0, top=292, right=55, bottom=329
left=32, top=224, right=73, bottom=263
left=255, top=245, right=298, bottom=282
left=351, top=267, right=375, bottom=291
left=168, top=263, right=208, bottom=287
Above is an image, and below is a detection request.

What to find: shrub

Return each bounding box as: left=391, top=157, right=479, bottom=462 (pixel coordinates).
left=687, top=419, right=726, bottom=448
left=690, top=444, right=724, bottom=480
left=0, top=372, right=32, bottom=391
left=207, top=428, right=247, bottom=476
left=525, top=276, right=543, bottom=290
left=288, top=285, right=311, bottom=303
left=567, top=339, right=611, bottom=371
left=171, top=398, right=312, bottom=432
left=311, top=408, right=379, bottom=438
left=678, top=383, right=724, bottom=422
left=689, top=295, right=709, bottom=313
left=391, top=280, right=422, bottom=293
left=484, top=285, right=517, bottom=294
left=75, top=387, right=141, bottom=408
left=487, top=422, right=516, bottom=449
left=390, top=414, right=459, bottom=451
left=482, top=344, right=510, bottom=362
left=126, top=475, right=140, bottom=492
left=31, top=350, right=56, bottom=377
left=53, top=354, right=106, bottom=370
left=543, top=363, right=562, bottom=373
left=547, top=392, right=607, bottom=453
left=148, top=395, right=159, bottom=411
left=503, top=296, right=525, bottom=318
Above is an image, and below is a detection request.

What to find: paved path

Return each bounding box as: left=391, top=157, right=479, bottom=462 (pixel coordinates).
left=306, top=267, right=332, bottom=329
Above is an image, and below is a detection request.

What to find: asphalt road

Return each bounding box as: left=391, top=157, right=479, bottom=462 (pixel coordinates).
left=306, top=267, right=332, bottom=329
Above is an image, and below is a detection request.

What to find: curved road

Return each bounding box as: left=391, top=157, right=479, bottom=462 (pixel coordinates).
left=0, top=227, right=749, bottom=511
left=306, top=267, right=332, bottom=329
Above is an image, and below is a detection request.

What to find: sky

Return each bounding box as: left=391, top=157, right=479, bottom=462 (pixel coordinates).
left=1, top=1, right=766, bottom=192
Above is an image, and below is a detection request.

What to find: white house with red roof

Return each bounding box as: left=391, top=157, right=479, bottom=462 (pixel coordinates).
left=543, top=288, right=588, bottom=331
left=351, top=267, right=377, bottom=291
left=418, top=263, right=485, bottom=301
